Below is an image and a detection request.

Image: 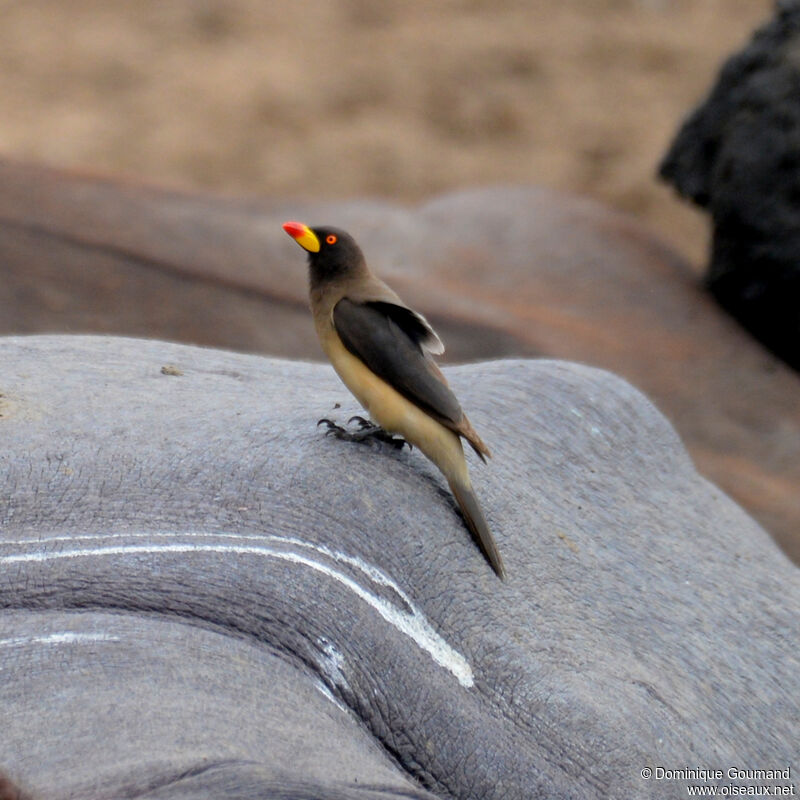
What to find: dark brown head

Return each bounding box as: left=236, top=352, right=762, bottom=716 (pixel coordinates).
left=282, top=221, right=367, bottom=286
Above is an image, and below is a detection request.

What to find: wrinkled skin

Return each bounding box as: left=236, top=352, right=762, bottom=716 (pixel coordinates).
left=1, top=337, right=797, bottom=799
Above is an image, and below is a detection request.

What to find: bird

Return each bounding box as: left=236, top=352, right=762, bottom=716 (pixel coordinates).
left=282, top=221, right=505, bottom=579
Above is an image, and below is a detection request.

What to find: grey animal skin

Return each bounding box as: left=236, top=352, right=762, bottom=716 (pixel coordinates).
left=1, top=336, right=798, bottom=800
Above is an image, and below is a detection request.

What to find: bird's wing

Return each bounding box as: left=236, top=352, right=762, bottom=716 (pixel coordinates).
left=360, top=300, right=444, bottom=355
left=333, top=298, right=462, bottom=426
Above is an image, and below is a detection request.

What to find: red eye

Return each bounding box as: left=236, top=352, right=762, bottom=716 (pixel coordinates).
left=326, top=234, right=337, bottom=245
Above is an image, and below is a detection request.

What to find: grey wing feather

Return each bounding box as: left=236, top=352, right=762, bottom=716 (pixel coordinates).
left=333, top=298, right=461, bottom=425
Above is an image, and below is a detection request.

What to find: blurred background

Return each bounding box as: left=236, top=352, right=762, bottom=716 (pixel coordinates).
left=0, top=0, right=771, bottom=268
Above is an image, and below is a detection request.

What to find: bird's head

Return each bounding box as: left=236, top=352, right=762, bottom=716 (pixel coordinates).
left=282, top=221, right=366, bottom=283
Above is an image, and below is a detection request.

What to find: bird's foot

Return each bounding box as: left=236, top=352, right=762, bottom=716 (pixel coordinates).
left=317, top=417, right=411, bottom=450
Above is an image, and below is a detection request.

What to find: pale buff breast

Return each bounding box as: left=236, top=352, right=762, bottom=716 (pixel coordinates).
left=317, top=319, right=469, bottom=485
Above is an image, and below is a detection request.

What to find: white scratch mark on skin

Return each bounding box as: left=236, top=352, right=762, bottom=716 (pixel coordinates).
left=314, top=679, right=349, bottom=712
left=310, top=635, right=351, bottom=712
left=0, top=540, right=474, bottom=687
left=4, top=532, right=412, bottom=611
left=3, top=532, right=410, bottom=599
left=0, top=632, right=119, bottom=649
left=317, top=636, right=347, bottom=689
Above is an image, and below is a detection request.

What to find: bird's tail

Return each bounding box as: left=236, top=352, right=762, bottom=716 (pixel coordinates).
left=449, top=478, right=506, bottom=580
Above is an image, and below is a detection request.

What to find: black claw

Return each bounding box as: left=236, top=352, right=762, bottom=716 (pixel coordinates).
left=317, top=418, right=346, bottom=436
left=316, top=416, right=411, bottom=450
left=347, top=415, right=374, bottom=429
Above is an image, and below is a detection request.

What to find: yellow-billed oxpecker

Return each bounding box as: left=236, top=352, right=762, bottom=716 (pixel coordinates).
left=283, top=221, right=505, bottom=579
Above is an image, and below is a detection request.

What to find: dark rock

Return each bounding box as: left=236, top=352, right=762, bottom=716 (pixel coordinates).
left=660, top=2, right=800, bottom=370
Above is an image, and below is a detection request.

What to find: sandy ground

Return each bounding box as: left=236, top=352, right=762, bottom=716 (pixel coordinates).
left=0, top=0, right=772, bottom=268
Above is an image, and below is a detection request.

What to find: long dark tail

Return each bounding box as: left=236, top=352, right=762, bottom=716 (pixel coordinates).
left=450, top=479, right=506, bottom=580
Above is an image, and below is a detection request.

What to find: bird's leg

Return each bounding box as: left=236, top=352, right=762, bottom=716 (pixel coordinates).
left=317, top=417, right=411, bottom=450
left=347, top=415, right=411, bottom=449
